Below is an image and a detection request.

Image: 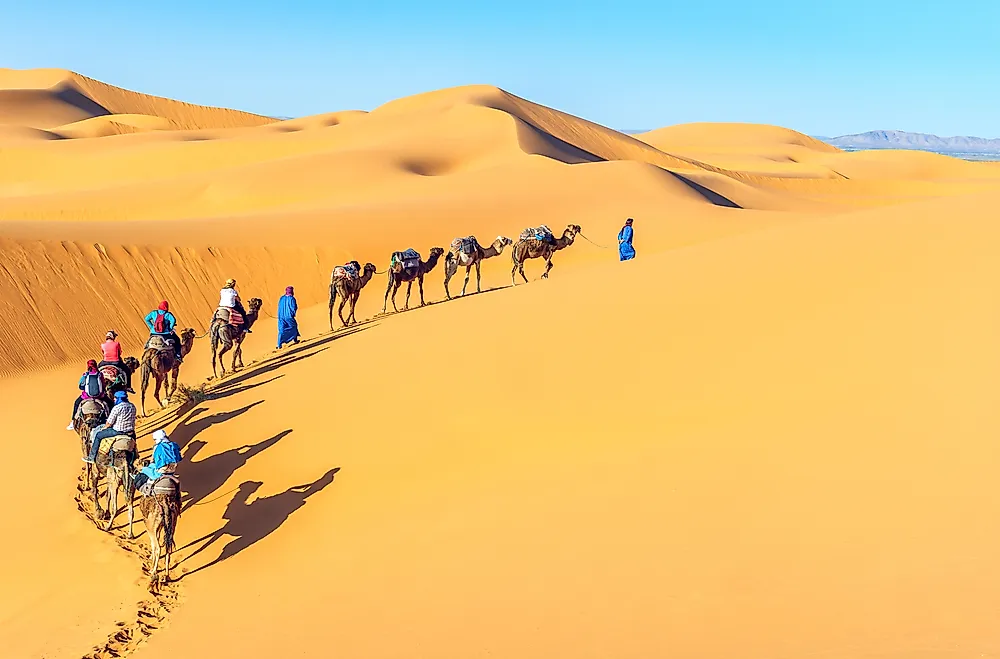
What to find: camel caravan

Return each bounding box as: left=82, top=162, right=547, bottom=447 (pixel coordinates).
left=68, top=224, right=589, bottom=587
left=70, top=279, right=259, bottom=588
left=324, top=223, right=585, bottom=325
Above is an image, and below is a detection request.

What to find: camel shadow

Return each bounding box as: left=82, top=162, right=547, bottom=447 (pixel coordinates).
left=377, top=284, right=510, bottom=318
left=168, top=401, right=264, bottom=451
left=206, top=325, right=372, bottom=395
left=206, top=374, right=284, bottom=402
left=178, top=467, right=340, bottom=577
left=180, top=429, right=291, bottom=512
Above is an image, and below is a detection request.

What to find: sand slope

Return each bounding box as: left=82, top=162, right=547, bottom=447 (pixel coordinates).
left=3, top=70, right=1000, bottom=659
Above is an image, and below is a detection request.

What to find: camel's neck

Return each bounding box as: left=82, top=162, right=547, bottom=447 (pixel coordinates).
left=423, top=253, right=442, bottom=272
left=245, top=310, right=260, bottom=330
left=482, top=242, right=505, bottom=258
left=181, top=338, right=194, bottom=357
left=555, top=233, right=577, bottom=250
left=359, top=271, right=374, bottom=287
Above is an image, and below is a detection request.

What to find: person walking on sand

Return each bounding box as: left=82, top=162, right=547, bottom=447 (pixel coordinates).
left=99, top=330, right=133, bottom=393
left=276, top=285, right=300, bottom=349
left=618, top=218, right=636, bottom=262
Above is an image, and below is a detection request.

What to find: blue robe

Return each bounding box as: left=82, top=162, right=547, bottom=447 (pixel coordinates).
left=277, top=294, right=300, bottom=347
left=618, top=225, right=636, bottom=261
left=140, top=439, right=182, bottom=482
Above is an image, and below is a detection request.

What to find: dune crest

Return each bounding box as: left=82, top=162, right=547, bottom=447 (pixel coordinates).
left=0, top=67, right=276, bottom=131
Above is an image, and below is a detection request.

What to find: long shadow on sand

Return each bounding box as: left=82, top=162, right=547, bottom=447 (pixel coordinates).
left=180, top=429, right=292, bottom=512
left=205, top=325, right=373, bottom=398
left=168, top=401, right=264, bottom=451
left=178, top=467, right=340, bottom=577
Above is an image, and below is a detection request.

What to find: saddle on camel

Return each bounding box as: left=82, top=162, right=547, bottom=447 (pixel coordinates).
left=390, top=248, right=422, bottom=274
left=519, top=225, right=555, bottom=244
left=215, top=278, right=249, bottom=333
left=331, top=260, right=362, bottom=282
left=451, top=237, right=478, bottom=266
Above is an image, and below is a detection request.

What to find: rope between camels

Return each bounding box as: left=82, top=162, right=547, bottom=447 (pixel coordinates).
left=578, top=232, right=610, bottom=249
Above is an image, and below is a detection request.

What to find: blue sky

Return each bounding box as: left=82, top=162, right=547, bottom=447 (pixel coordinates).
left=3, top=0, right=998, bottom=136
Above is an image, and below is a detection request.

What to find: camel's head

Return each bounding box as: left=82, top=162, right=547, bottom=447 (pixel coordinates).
left=566, top=224, right=582, bottom=236
left=428, top=247, right=445, bottom=260
left=363, top=262, right=377, bottom=276
left=179, top=327, right=196, bottom=345
left=497, top=235, right=514, bottom=248
left=123, top=356, right=140, bottom=374
left=247, top=297, right=263, bottom=312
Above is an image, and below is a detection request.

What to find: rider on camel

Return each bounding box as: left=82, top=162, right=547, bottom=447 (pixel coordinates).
left=144, top=301, right=183, bottom=362
left=99, top=330, right=134, bottom=393
left=218, top=278, right=251, bottom=333
left=67, top=359, right=107, bottom=430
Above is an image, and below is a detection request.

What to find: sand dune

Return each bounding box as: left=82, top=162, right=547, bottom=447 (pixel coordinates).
left=0, top=68, right=276, bottom=130
left=2, top=69, right=1000, bottom=659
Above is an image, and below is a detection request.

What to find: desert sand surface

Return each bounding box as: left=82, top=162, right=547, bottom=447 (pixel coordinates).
left=2, top=69, right=1000, bottom=659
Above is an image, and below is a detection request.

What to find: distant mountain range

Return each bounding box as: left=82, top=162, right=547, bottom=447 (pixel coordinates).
left=817, top=130, right=1000, bottom=155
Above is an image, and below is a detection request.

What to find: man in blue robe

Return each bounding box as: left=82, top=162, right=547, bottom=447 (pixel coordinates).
left=277, top=285, right=300, bottom=349
left=618, top=218, right=636, bottom=261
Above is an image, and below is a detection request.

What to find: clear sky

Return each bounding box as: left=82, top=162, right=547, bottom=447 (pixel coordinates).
left=3, top=0, right=998, bottom=137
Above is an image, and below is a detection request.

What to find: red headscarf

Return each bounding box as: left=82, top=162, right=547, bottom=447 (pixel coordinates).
left=285, top=286, right=294, bottom=296
left=158, top=300, right=169, bottom=311
left=87, top=359, right=98, bottom=371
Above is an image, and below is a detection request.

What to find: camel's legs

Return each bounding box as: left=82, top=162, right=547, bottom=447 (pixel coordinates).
left=338, top=295, right=349, bottom=327
left=443, top=261, right=454, bottom=300
left=105, top=465, right=118, bottom=531
left=153, top=375, right=164, bottom=408
left=169, top=365, right=181, bottom=398
left=383, top=275, right=394, bottom=313
left=462, top=265, right=471, bottom=296
left=390, top=280, right=402, bottom=312
left=126, top=467, right=135, bottom=539
left=348, top=292, right=360, bottom=324
left=475, top=261, right=482, bottom=293
left=91, top=467, right=104, bottom=520
left=418, top=274, right=426, bottom=306
left=516, top=261, right=529, bottom=284
left=217, top=340, right=231, bottom=376
left=163, top=545, right=171, bottom=585
left=542, top=256, right=554, bottom=279
left=404, top=280, right=413, bottom=310
left=148, top=530, right=160, bottom=587
left=140, top=366, right=150, bottom=417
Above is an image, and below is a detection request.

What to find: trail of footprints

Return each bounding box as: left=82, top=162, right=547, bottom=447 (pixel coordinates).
left=75, top=472, right=183, bottom=659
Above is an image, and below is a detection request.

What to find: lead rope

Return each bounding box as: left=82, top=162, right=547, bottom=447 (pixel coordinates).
left=578, top=232, right=611, bottom=249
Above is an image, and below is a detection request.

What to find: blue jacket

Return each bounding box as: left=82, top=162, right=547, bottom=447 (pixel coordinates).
left=140, top=439, right=182, bottom=481
left=144, top=310, right=177, bottom=335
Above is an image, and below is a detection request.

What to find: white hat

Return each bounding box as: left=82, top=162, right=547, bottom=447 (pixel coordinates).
left=152, top=429, right=169, bottom=443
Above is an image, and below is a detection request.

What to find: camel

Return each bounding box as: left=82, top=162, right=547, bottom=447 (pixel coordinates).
left=98, top=356, right=140, bottom=400
left=75, top=398, right=108, bottom=487
left=210, top=297, right=262, bottom=378
left=329, top=262, right=377, bottom=329
left=140, top=328, right=195, bottom=416
left=511, top=224, right=581, bottom=285
left=444, top=235, right=513, bottom=299
left=140, top=477, right=181, bottom=589
left=383, top=247, right=445, bottom=313
left=87, top=436, right=136, bottom=536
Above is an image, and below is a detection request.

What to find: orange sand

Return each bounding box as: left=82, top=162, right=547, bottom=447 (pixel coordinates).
left=2, top=69, right=1000, bottom=659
